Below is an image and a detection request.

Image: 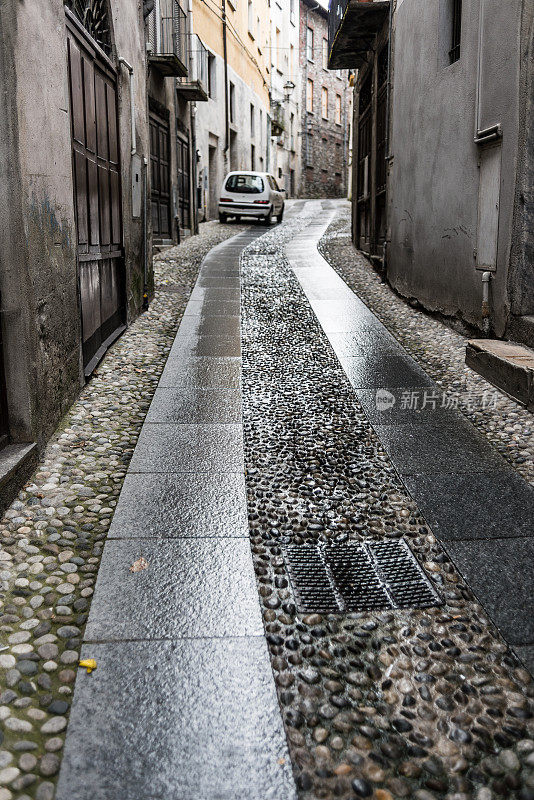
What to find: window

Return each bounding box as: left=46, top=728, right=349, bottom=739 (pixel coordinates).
left=306, top=27, right=314, bottom=61
left=322, top=38, right=328, bottom=70
left=251, top=144, right=255, bottom=170
left=276, top=28, right=281, bottom=71
left=207, top=53, right=216, bottom=98
left=290, top=43, right=294, bottom=76
left=449, top=0, right=462, bottom=63
left=229, top=82, right=235, bottom=122
left=250, top=103, right=255, bottom=137
left=306, top=79, right=314, bottom=112
left=290, top=0, right=295, bottom=24
left=256, top=15, right=261, bottom=42
left=335, top=94, right=341, bottom=125
left=225, top=173, right=263, bottom=193
left=248, top=0, right=254, bottom=35
left=321, top=86, right=328, bottom=119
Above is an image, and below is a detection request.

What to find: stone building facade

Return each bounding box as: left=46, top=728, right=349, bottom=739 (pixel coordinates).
left=329, top=0, right=534, bottom=343
left=0, top=0, right=153, bottom=510
left=192, top=0, right=272, bottom=220
left=299, top=0, right=351, bottom=198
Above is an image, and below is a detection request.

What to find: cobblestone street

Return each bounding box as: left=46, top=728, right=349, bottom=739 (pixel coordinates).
left=1, top=201, right=533, bottom=800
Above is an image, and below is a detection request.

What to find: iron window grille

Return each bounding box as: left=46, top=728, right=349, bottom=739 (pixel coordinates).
left=449, top=0, right=462, bottom=64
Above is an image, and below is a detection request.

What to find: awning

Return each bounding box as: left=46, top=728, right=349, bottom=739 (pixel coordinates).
left=328, top=0, right=390, bottom=70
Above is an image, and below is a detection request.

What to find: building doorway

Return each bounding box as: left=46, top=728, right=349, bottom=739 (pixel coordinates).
left=66, top=14, right=125, bottom=375
left=208, top=141, right=218, bottom=219
left=176, top=132, right=191, bottom=231
left=150, top=108, right=172, bottom=241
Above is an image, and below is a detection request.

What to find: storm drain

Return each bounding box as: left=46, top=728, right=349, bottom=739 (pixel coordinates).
left=284, top=539, right=442, bottom=613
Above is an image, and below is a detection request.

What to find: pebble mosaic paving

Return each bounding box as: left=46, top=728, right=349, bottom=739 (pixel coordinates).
left=240, top=202, right=534, bottom=800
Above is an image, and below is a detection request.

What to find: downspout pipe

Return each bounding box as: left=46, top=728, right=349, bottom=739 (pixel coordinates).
left=385, top=0, right=393, bottom=160
left=481, top=271, right=492, bottom=334
left=222, top=0, right=230, bottom=161
left=118, top=58, right=136, bottom=156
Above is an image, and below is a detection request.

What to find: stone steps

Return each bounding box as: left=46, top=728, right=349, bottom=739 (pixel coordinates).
left=466, top=338, right=534, bottom=410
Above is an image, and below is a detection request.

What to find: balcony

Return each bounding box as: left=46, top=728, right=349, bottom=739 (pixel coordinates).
left=270, top=102, right=285, bottom=136
left=328, top=0, right=389, bottom=70
left=177, top=35, right=209, bottom=101
left=147, top=0, right=188, bottom=77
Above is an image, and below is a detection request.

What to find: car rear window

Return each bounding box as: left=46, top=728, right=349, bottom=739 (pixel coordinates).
left=225, top=174, right=264, bottom=194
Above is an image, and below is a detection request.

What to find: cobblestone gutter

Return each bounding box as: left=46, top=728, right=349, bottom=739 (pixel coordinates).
left=0, top=221, right=245, bottom=800
left=241, top=215, right=534, bottom=800
left=318, top=206, right=534, bottom=488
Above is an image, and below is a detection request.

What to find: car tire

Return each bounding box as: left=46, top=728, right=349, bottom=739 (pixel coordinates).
left=262, top=208, right=273, bottom=225
left=277, top=204, right=285, bottom=223
left=218, top=212, right=227, bottom=223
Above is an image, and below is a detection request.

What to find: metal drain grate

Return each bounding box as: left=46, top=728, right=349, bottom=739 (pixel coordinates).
left=284, top=539, right=442, bottom=613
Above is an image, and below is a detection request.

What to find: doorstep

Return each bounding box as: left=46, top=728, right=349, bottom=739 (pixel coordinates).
left=466, top=339, right=534, bottom=411
left=0, top=441, right=38, bottom=514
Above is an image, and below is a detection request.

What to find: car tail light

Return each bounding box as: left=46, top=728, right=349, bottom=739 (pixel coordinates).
left=253, top=200, right=270, bottom=204
left=220, top=197, right=233, bottom=203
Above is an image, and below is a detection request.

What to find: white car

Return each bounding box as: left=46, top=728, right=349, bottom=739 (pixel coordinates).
left=218, top=171, right=285, bottom=225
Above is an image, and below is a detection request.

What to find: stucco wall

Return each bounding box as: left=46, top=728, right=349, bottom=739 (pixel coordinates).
left=388, top=0, right=522, bottom=335
left=0, top=0, right=80, bottom=447
left=194, top=54, right=270, bottom=219
left=0, top=0, right=150, bottom=450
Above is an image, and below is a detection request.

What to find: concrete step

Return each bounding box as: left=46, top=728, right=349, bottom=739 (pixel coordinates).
left=466, top=339, right=534, bottom=410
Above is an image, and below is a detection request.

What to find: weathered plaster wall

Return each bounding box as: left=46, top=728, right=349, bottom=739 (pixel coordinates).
left=0, top=0, right=81, bottom=447
left=0, top=0, right=151, bottom=455
left=507, top=2, right=534, bottom=326
left=194, top=53, right=270, bottom=219
left=388, top=0, right=522, bottom=335
left=111, top=0, right=152, bottom=316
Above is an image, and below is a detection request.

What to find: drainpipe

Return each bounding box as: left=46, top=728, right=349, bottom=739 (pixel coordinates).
left=222, top=0, right=230, bottom=164
left=385, top=0, right=393, bottom=159
left=481, top=271, right=492, bottom=334
left=142, top=157, right=149, bottom=308
left=118, top=58, right=136, bottom=155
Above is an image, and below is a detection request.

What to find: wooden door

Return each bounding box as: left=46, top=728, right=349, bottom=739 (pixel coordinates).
left=66, top=17, right=125, bottom=374
left=176, top=134, right=190, bottom=229
left=150, top=113, right=172, bottom=239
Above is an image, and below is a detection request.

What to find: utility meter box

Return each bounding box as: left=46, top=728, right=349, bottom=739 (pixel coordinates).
left=131, top=154, right=142, bottom=218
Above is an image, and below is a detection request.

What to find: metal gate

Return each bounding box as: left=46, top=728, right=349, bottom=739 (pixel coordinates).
left=176, top=133, right=191, bottom=230
left=150, top=111, right=172, bottom=240
left=66, top=15, right=125, bottom=375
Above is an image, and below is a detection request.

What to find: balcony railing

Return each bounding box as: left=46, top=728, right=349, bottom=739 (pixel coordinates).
left=177, top=35, right=209, bottom=101
left=270, top=101, right=285, bottom=136
left=147, top=0, right=188, bottom=77
left=328, top=0, right=389, bottom=70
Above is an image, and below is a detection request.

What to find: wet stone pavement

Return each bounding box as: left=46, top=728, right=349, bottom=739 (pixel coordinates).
left=240, top=202, right=534, bottom=800
left=0, top=201, right=533, bottom=800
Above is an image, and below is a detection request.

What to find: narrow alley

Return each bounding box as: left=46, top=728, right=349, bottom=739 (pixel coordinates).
left=0, top=201, right=528, bottom=800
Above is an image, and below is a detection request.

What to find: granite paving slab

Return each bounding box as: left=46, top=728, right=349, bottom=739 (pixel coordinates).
left=85, top=538, right=263, bottom=639
left=444, top=537, right=534, bottom=645
left=128, top=423, right=243, bottom=473
left=403, top=469, right=534, bottom=540
left=108, top=472, right=248, bottom=539
left=373, top=420, right=508, bottom=474
left=340, top=353, right=434, bottom=389
left=56, top=639, right=295, bottom=800
left=158, top=355, right=241, bottom=388
left=146, top=387, right=242, bottom=423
